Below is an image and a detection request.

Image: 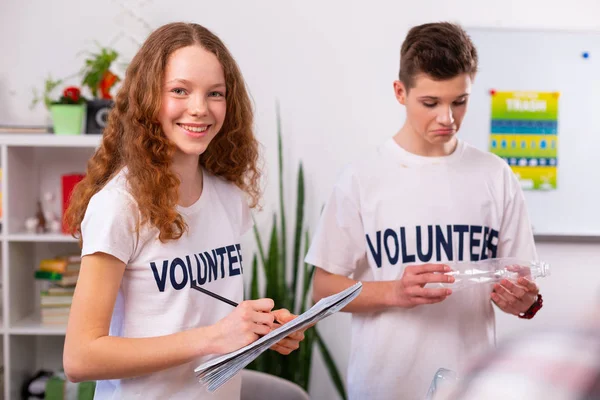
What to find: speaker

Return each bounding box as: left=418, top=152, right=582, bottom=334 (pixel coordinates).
left=85, top=99, right=114, bottom=134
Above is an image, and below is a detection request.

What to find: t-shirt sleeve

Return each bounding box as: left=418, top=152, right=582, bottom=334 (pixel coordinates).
left=210, top=176, right=254, bottom=237
left=81, top=188, right=140, bottom=264
left=240, top=198, right=253, bottom=236
left=304, top=167, right=367, bottom=277
left=497, top=165, right=538, bottom=260
left=228, top=182, right=253, bottom=236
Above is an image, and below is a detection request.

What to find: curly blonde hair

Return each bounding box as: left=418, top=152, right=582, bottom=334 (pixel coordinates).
left=65, top=22, right=260, bottom=243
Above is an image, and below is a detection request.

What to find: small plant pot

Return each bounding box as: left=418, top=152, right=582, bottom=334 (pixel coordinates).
left=50, top=104, right=86, bottom=135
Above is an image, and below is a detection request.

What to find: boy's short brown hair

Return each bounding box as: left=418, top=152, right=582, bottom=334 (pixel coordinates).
left=399, top=22, right=478, bottom=89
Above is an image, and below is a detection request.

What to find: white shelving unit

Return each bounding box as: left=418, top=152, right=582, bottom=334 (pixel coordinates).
left=0, top=133, right=101, bottom=399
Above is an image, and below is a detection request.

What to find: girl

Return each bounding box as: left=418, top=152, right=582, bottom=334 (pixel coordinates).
left=63, top=22, right=303, bottom=399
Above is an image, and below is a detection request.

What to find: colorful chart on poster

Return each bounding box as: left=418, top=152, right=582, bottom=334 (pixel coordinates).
left=489, top=91, right=559, bottom=190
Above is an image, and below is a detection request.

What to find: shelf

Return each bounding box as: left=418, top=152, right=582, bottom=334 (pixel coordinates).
left=534, top=232, right=600, bottom=242
left=0, top=133, right=101, bottom=147
left=6, top=232, right=78, bottom=242
left=0, top=131, right=96, bottom=398
left=10, top=314, right=66, bottom=335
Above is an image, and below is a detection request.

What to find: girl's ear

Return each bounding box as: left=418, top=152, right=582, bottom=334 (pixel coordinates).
left=393, top=80, right=408, bottom=105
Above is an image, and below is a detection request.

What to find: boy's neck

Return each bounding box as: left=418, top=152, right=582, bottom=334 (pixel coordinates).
left=393, top=125, right=458, bottom=157
left=171, top=153, right=204, bottom=207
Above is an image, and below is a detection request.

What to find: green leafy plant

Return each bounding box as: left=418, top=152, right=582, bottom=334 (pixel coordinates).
left=247, top=104, right=347, bottom=399
left=80, top=44, right=120, bottom=99
left=31, top=77, right=87, bottom=110
left=31, top=44, right=122, bottom=114
left=56, top=86, right=87, bottom=105
left=31, top=75, right=63, bottom=110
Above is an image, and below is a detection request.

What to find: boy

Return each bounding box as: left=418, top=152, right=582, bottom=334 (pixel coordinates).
left=305, top=22, right=543, bottom=400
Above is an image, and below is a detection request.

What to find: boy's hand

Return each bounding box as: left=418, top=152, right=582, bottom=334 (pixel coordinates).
left=491, top=277, right=539, bottom=315
left=392, top=264, right=454, bottom=309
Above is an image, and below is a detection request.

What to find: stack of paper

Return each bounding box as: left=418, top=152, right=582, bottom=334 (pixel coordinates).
left=195, top=282, right=363, bottom=392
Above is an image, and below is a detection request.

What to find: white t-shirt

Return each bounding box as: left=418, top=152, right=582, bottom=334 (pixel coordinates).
left=305, top=138, right=537, bottom=400
left=81, top=168, right=252, bottom=400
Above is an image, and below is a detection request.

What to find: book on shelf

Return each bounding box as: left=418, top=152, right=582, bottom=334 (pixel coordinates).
left=39, top=257, right=81, bottom=274
left=47, top=286, right=76, bottom=295
left=0, top=124, right=51, bottom=133
left=35, top=261, right=77, bottom=307
left=41, top=292, right=74, bottom=307
left=40, top=307, right=70, bottom=325
left=41, top=307, right=71, bottom=316
left=41, top=316, right=70, bottom=325
left=35, top=270, right=79, bottom=287
left=39, top=284, right=74, bottom=325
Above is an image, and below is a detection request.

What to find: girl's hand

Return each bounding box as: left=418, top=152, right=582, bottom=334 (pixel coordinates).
left=269, top=309, right=306, bottom=355
left=210, top=298, right=275, bottom=354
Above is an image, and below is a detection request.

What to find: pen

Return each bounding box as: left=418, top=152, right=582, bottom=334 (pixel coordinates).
left=191, top=282, right=282, bottom=325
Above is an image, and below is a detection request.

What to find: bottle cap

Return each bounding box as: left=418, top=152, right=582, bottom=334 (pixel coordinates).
left=533, top=260, right=551, bottom=277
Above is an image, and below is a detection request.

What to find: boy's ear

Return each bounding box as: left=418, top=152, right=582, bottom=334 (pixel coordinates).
left=393, top=80, right=408, bottom=105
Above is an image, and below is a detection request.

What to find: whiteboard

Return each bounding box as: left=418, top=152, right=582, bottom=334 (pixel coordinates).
left=460, top=28, right=600, bottom=237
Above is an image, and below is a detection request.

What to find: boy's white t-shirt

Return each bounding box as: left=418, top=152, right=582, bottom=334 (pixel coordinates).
left=81, top=168, right=252, bottom=400
left=305, top=138, right=537, bottom=400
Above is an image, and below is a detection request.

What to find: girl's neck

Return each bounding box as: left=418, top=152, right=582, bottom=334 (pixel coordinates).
left=171, top=153, right=203, bottom=207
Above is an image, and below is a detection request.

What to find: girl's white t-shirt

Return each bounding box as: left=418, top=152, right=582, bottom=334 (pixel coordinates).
left=81, top=168, right=252, bottom=400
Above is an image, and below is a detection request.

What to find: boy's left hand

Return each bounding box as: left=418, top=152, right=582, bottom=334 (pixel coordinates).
left=269, top=309, right=306, bottom=355
left=491, top=277, right=539, bottom=316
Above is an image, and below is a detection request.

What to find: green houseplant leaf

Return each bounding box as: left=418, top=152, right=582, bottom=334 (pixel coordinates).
left=246, top=104, right=347, bottom=399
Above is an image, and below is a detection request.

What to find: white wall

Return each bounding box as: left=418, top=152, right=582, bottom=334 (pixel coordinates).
left=2, top=1, right=600, bottom=399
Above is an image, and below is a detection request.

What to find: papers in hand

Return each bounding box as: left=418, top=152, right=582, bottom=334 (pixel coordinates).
left=194, top=282, right=363, bottom=392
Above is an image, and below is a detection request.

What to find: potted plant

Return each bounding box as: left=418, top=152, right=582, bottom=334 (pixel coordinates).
left=248, top=105, right=347, bottom=399
left=48, top=86, right=87, bottom=135
left=31, top=75, right=87, bottom=135
left=80, top=45, right=120, bottom=134
left=31, top=75, right=64, bottom=111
